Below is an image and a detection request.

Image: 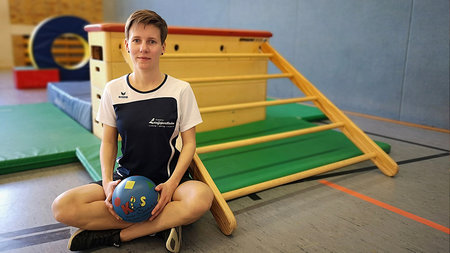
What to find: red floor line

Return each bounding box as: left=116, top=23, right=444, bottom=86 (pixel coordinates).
left=319, top=179, right=450, bottom=234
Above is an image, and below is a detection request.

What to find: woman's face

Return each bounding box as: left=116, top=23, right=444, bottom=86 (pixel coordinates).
left=125, top=23, right=166, bottom=71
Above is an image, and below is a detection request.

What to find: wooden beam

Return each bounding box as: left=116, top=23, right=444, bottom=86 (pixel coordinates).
left=190, top=154, right=237, bottom=235
left=222, top=152, right=377, bottom=200
left=184, top=73, right=293, bottom=84
left=200, top=96, right=317, bottom=114
left=196, top=122, right=344, bottom=154
left=162, top=53, right=272, bottom=58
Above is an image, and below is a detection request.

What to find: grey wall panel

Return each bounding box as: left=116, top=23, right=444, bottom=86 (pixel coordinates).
left=293, top=0, right=412, bottom=120
left=400, top=0, right=449, bottom=129
left=227, top=0, right=303, bottom=99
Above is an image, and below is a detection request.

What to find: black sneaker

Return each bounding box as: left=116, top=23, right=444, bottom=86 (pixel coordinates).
left=67, top=228, right=121, bottom=251
left=161, top=226, right=182, bottom=252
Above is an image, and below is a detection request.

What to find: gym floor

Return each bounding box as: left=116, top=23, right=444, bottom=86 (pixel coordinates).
left=0, top=69, right=449, bottom=252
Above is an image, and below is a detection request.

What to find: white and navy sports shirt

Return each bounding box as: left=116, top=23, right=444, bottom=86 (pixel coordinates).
left=96, top=74, right=202, bottom=184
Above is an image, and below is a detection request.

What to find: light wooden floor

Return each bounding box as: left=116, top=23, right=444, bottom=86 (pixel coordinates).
left=0, top=70, right=449, bottom=253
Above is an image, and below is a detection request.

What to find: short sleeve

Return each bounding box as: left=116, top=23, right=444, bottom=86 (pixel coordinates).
left=179, top=84, right=202, bottom=132
left=96, top=87, right=117, bottom=128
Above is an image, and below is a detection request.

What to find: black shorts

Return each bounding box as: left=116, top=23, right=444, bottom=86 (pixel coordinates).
left=91, top=171, right=192, bottom=187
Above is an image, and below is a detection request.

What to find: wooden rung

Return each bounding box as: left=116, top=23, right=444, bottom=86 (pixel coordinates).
left=51, top=48, right=86, bottom=54
left=196, top=122, right=345, bottom=154
left=163, top=53, right=272, bottom=58
left=200, top=96, right=317, bottom=114
left=222, top=152, right=377, bottom=200
left=184, top=73, right=293, bottom=84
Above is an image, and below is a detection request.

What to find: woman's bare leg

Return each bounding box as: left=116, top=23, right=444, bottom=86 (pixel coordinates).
left=52, top=180, right=213, bottom=243
left=52, top=184, right=130, bottom=229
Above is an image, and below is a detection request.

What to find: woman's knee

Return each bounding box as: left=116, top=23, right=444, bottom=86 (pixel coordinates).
left=179, top=182, right=214, bottom=219
left=52, top=191, right=77, bottom=224
left=196, top=184, right=214, bottom=212
left=51, top=184, right=104, bottom=225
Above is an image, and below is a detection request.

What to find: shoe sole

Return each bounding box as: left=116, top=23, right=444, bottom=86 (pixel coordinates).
left=67, top=228, right=85, bottom=250
left=166, top=226, right=181, bottom=253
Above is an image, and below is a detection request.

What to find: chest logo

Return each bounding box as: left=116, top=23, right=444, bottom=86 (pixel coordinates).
left=118, top=91, right=128, bottom=99
left=148, top=118, right=175, bottom=128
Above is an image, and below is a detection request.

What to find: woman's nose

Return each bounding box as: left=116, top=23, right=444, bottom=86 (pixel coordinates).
left=140, top=43, right=148, bottom=52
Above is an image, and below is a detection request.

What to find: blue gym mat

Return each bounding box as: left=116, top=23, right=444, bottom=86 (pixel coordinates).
left=47, top=81, right=92, bottom=131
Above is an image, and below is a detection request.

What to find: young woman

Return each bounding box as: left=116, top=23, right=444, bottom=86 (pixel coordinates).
left=52, top=9, right=214, bottom=252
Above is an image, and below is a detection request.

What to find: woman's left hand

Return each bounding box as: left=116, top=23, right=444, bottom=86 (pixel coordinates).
left=149, top=179, right=178, bottom=221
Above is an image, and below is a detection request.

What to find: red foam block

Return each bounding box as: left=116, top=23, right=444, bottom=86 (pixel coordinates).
left=14, top=67, right=60, bottom=89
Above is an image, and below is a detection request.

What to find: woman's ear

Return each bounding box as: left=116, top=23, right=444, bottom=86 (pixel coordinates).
left=161, top=42, right=166, bottom=55
left=124, top=39, right=130, bottom=53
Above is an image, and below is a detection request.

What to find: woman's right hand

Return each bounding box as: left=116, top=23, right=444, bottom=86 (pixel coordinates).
left=104, top=180, right=122, bottom=220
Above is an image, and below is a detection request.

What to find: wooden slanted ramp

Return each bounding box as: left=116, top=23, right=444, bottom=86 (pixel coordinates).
left=84, top=24, right=398, bottom=236
left=190, top=42, right=398, bottom=235
left=261, top=42, right=398, bottom=177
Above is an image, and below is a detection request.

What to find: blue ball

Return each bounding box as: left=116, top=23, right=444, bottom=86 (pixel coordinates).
left=112, top=176, right=159, bottom=222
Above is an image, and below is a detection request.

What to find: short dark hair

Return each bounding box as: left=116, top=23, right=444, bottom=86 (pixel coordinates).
left=125, top=10, right=168, bottom=44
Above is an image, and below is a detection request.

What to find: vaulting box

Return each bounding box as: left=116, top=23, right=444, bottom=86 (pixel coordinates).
left=85, top=24, right=272, bottom=136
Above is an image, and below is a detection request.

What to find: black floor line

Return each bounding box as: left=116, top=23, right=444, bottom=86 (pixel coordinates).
left=0, top=226, right=70, bottom=252
left=365, top=131, right=450, bottom=152
left=316, top=119, right=449, bottom=152
left=248, top=193, right=262, bottom=200
left=0, top=223, right=66, bottom=239
left=397, top=152, right=450, bottom=165
left=301, top=152, right=450, bottom=182
left=248, top=152, right=450, bottom=200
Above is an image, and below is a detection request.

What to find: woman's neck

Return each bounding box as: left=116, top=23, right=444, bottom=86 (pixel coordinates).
left=130, top=70, right=165, bottom=92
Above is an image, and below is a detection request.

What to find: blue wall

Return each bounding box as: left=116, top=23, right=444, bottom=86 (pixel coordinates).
left=103, top=0, right=449, bottom=129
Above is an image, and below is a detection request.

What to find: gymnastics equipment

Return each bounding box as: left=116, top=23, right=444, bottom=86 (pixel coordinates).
left=84, top=24, right=274, bottom=138
left=0, top=103, right=100, bottom=175
left=28, top=16, right=90, bottom=81
left=13, top=67, right=59, bottom=89
left=47, top=81, right=92, bottom=131
left=84, top=24, right=398, bottom=235
left=112, top=176, right=159, bottom=223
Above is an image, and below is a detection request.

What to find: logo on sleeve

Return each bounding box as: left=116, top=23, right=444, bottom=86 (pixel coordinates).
left=118, top=91, right=128, bottom=99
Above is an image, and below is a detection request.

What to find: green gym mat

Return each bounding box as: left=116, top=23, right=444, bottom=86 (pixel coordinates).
left=266, top=99, right=327, bottom=122
left=196, top=117, right=390, bottom=193
left=0, top=103, right=100, bottom=175
left=76, top=145, right=104, bottom=181
left=76, top=144, right=122, bottom=181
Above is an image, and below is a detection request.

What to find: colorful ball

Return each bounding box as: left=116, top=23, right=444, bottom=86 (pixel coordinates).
left=112, top=176, right=159, bottom=222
